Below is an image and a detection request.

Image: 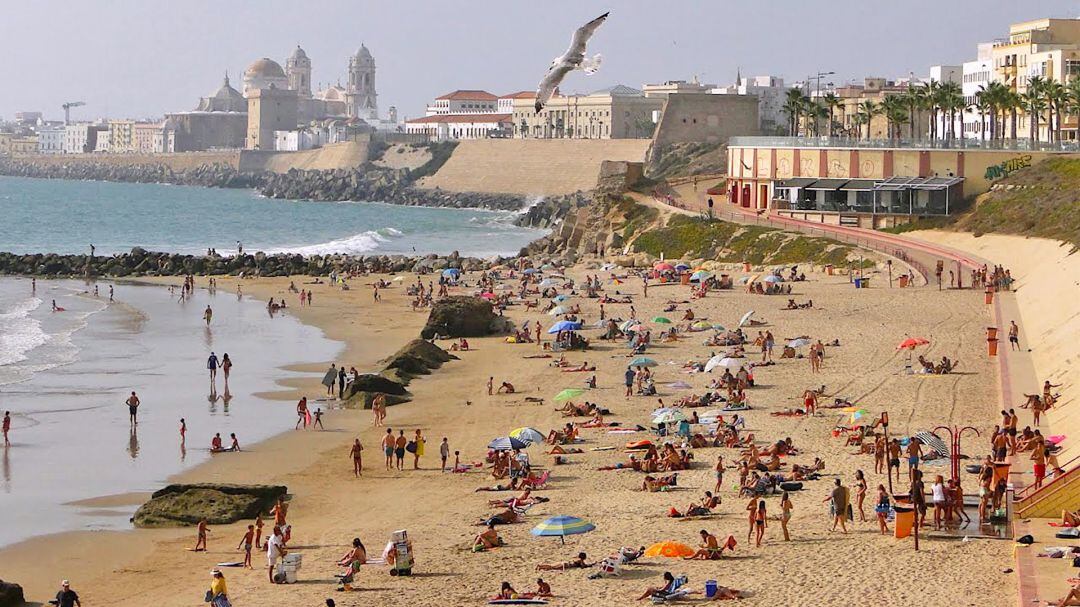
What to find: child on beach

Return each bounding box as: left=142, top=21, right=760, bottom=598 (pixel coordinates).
left=238, top=524, right=255, bottom=568
left=440, top=438, right=450, bottom=471
left=313, top=408, right=324, bottom=430
left=255, top=514, right=264, bottom=549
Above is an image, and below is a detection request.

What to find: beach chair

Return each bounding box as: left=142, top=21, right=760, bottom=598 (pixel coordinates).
left=520, top=470, right=550, bottom=489
left=650, top=575, right=691, bottom=603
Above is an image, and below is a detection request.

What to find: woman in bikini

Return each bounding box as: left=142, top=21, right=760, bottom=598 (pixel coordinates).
left=854, top=470, right=868, bottom=522
left=874, top=484, right=891, bottom=534
left=779, top=491, right=794, bottom=541
left=754, top=500, right=768, bottom=547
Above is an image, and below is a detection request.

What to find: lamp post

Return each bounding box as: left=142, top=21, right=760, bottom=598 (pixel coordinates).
left=805, top=71, right=836, bottom=98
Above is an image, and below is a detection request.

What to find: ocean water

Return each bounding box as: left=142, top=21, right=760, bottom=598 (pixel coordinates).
left=0, top=277, right=341, bottom=548
left=0, top=176, right=546, bottom=258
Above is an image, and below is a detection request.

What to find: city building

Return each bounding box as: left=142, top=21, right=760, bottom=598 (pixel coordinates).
left=991, top=18, right=1080, bottom=140
left=107, top=120, right=136, bottom=153
left=13, top=111, right=42, bottom=126
left=642, top=79, right=715, bottom=98
left=93, top=132, right=110, bottom=153
left=511, top=85, right=663, bottom=139
left=10, top=136, right=38, bottom=154
left=961, top=44, right=994, bottom=139
left=651, top=93, right=760, bottom=149
left=711, top=75, right=787, bottom=133
left=196, top=74, right=247, bottom=113
left=246, top=86, right=298, bottom=150
left=133, top=122, right=173, bottom=154
left=404, top=113, right=512, bottom=140
left=166, top=75, right=248, bottom=151
left=286, top=46, right=312, bottom=99
left=242, top=58, right=289, bottom=97
left=63, top=123, right=104, bottom=154
left=498, top=92, right=531, bottom=114
left=425, top=90, right=499, bottom=116
left=37, top=126, right=65, bottom=154
left=0, top=132, right=12, bottom=156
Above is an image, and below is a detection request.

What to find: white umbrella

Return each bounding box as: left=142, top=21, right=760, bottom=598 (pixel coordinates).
left=538, top=279, right=557, bottom=288
left=738, top=310, right=755, bottom=327
left=548, top=305, right=568, bottom=315
left=652, top=409, right=687, bottom=425
left=705, top=356, right=744, bottom=373
left=787, top=338, right=812, bottom=348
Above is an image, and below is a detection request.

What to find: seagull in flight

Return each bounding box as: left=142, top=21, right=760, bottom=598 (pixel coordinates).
left=534, top=12, right=609, bottom=113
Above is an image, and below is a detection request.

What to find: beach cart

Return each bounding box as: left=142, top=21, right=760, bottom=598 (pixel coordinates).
left=388, top=529, right=413, bottom=576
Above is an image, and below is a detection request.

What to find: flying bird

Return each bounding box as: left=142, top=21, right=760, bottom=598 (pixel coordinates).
left=534, top=12, right=609, bottom=113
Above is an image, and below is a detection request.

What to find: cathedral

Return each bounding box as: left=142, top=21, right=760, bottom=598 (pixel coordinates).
left=241, top=45, right=379, bottom=123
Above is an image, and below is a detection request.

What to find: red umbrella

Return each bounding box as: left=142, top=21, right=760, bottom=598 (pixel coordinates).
left=896, top=337, right=929, bottom=350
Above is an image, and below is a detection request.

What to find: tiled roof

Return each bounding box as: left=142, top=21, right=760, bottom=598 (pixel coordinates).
left=500, top=91, right=537, bottom=99
left=406, top=113, right=512, bottom=124
left=435, top=90, right=498, bottom=101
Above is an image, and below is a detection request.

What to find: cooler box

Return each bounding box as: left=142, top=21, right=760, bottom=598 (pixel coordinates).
left=705, top=580, right=718, bottom=598
left=277, top=553, right=302, bottom=583
left=893, top=505, right=914, bottom=539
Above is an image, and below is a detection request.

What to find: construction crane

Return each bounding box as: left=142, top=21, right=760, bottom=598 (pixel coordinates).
left=62, top=101, right=86, bottom=125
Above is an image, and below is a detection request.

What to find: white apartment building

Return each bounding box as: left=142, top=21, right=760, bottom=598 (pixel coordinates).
left=63, top=124, right=103, bottom=154
left=37, top=126, right=65, bottom=154
left=961, top=43, right=994, bottom=139
left=710, top=75, right=786, bottom=133
left=425, top=90, right=498, bottom=116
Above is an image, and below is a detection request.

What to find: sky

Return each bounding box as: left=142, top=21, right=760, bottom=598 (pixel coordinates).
left=1, top=0, right=1077, bottom=122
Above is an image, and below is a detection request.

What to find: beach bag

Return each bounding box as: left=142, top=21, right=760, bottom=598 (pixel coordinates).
left=406, top=441, right=417, bottom=454
left=1017, top=534, right=1035, bottom=545
left=780, top=482, right=802, bottom=492
left=1073, top=557, right=1080, bottom=568
left=1055, top=528, right=1079, bottom=539
left=204, top=590, right=213, bottom=603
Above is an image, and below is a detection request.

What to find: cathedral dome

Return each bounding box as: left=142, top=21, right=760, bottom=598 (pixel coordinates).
left=290, top=46, right=308, bottom=61
left=355, top=44, right=372, bottom=59
left=246, top=57, right=286, bottom=79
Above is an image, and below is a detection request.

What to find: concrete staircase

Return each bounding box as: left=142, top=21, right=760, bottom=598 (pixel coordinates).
left=1015, top=460, right=1080, bottom=518
left=418, top=139, right=651, bottom=196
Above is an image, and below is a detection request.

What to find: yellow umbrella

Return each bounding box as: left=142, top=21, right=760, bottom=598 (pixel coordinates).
left=644, top=541, right=696, bottom=558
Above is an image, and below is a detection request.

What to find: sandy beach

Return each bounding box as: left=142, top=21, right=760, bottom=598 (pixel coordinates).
left=1, top=265, right=1018, bottom=606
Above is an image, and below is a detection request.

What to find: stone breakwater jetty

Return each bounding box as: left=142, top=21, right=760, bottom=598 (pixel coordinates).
left=0, top=247, right=512, bottom=279
left=0, top=159, right=590, bottom=229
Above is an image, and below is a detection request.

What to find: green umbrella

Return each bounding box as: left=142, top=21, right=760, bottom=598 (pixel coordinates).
left=652, top=316, right=672, bottom=324
left=554, top=388, right=585, bottom=403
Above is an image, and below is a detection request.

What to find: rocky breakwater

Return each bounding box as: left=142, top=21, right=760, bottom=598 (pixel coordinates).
left=0, top=248, right=509, bottom=278
left=420, top=295, right=511, bottom=340
left=342, top=339, right=456, bottom=409
left=0, top=158, right=263, bottom=189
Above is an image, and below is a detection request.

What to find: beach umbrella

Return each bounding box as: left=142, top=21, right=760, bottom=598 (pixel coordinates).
left=787, top=338, right=812, bottom=348
left=711, top=323, right=727, bottom=331
left=763, top=274, right=783, bottom=283
left=480, top=292, right=495, bottom=299
left=896, top=337, right=930, bottom=350
left=554, top=388, right=585, bottom=403
left=705, top=356, right=743, bottom=373
left=620, top=319, right=640, bottom=332
left=691, top=320, right=713, bottom=330
left=531, top=515, right=595, bottom=544
left=509, top=427, right=545, bottom=444
left=652, top=316, right=672, bottom=324
left=914, top=431, right=949, bottom=457
left=690, top=270, right=712, bottom=282
left=552, top=294, right=571, bottom=303
left=628, top=357, right=658, bottom=368
left=654, top=261, right=675, bottom=270
left=849, top=409, right=869, bottom=424
left=548, top=320, right=582, bottom=334
left=644, top=541, right=696, bottom=558
left=738, top=310, right=755, bottom=327
left=488, top=436, right=529, bottom=451
left=392, top=276, right=404, bottom=282
left=442, top=268, right=461, bottom=277
left=667, top=381, right=693, bottom=390
left=538, top=279, right=557, bottom=288
left=674, top=263, right=690, bottom=272
left=523, top=268, right=538, bottom=274
left=548, top=305, right=569, bottom=316
left=652, top=409, right=687, bottom=425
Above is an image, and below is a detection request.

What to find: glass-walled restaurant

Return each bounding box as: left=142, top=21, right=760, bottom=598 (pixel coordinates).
left=771, top=176, right=963, bottom=216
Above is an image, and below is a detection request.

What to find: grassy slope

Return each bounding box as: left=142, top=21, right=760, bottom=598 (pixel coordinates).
left=632, top=215, right=867, bottom=266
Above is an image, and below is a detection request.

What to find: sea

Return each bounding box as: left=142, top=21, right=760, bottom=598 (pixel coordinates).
left=0, top=176, right=546, bottom=548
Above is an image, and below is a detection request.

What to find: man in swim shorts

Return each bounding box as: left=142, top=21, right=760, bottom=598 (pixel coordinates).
left=126, top=391, right=140, bottom=425
left=395, top=430, right=407, bottom=470
left=382, top=428, right=395, bottom=471
left=905, top=438, right=923, bottom=483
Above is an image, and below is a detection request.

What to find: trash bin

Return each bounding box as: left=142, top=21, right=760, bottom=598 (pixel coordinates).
left=893, top=505, right=914, bottom=539
left=985, top=287, right=994, bottom=304
left=680, top=273, right=690, bottom=285
left=826, top=264, right=834, bottom=275
left=705, top=580, right=718, bottom=598
left=854, top=278, right=864, bottom=288
left=988, top=338, right=999, bottom=356
left=743, top=262, right=751, bottom=272
left=992, top=462, right=1011, bottom=486
left=986, top=327, right=998, bottom=340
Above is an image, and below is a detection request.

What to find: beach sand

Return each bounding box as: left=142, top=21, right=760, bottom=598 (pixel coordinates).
left=2, top=268, right=1017, bottom=606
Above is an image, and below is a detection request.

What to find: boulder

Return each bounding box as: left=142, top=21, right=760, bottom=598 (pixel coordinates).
left=420, top=296, right=501, bottom=339
left=343, top=373, right=409, bottom=399
left=132, top=484, right=287, bottom=528
left=382, top=339, right=455, bottom=379
left=0, top=581, right=24, bottom=607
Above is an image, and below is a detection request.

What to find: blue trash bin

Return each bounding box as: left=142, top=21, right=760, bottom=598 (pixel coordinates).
left=705, top=580, right=718, bottom=598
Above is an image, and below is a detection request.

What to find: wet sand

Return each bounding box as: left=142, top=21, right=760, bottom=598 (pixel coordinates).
left=1, top=269, right=1017, bottom=606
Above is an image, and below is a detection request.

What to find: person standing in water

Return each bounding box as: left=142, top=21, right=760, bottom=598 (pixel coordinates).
left=207, top=352, right=219, bottom=384
left=203, top=305, right=213, bottom=326
left=125, top=392, right=141, bottom=425
left=2, top=411, right=10, bottom=446
left=221, top=353, right=232, bottom=387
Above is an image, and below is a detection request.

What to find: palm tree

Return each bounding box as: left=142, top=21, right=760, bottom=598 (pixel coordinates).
left=808, top=100, right=829, bottom=136
left=903, top=84, right=923, bottom=140
left=1067, top=77, right=1080, bottom=141
left=782, top=87, right=807, bottom=136
left=856, top=100, right=880, bottom=140
left=973, top=89, right=990, bottom=141
left=821, top=93, right=842, bottom=137
left=1043, top=78, right=1067, bottom=143
left=936, top=81, right=964, bottom=143
left=1021, top=85, right=1047, bottom=145
left=879, top=95, right=908, bottom=140
left=925, top=80, right=942, bottom=141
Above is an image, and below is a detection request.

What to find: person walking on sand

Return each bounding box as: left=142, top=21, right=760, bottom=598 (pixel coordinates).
left=779, top=491, right=793, bottom=541
left=203, top=305, right=213, bottom=326
left=854, top=470, right=868, bottom=522
left=905, top=437, right=923, bottom=483
left=824, top=478, right=848, bottom=533
left=350, top=438, right=364, bottom=477
left=2, top=411, right=10, bottom=446
left=1009, top=320, right=1020, bottom=351
left=295, top=397, right=309, bottom=429
left=125, top=391, right=140, bottom=425
left=55, top=581, right=80, bottom=607
left=323, top=364, right=337, bottom=397
left=338, top=365, right=347, bottom=400
left=207, top=352, right=219, bottom=384
left=625, top=367, right=635, bottom=399
left=412, top=429, right=425, bottom=469
left=194, top=518, right=210, bottom=551
left=313, top=407, right=324, bottom=429
left=713, top=454, right=724, bottom=493
left=238, top=525, right=255, bottom=568
left=440, top=437, right=450, bottom=472
left=874, top=484, right=891, bottom=534
left=254, top=514, right=264, bottom=549
left=372, top=393, right=386, bottom=427
left=382, top=428, right=395, bottom=471
left=487, top=376, right=494, bottom=396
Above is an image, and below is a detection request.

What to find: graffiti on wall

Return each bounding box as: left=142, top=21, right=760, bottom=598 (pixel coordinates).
left=984, top=155, right=1031, bottom=181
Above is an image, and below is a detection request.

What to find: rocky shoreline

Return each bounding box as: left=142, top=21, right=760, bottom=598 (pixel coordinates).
left=0, top=159, right=588, bottom=229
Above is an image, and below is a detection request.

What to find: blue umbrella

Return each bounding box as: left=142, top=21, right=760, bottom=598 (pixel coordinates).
left=523, top=268, right=539, bottom=274
left=628, top=357, right=658, bottom=367
left=674, top=263, right=690, bottom=272
left=552, top=294, right=571, bottom=303
left=548, top=320, right=583, bottom=334
left=763, top=274, right=782, bottom=283
left=442, top=267, right=460, bottom=276
left=531, top=515, right=595, bottom=544
left=488, top=436, right=529, bottom=451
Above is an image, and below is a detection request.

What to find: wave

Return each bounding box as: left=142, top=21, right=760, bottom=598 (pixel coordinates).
left=272, top=227, right=403, bottom=256
left=0, top=296, right=48, bottom=367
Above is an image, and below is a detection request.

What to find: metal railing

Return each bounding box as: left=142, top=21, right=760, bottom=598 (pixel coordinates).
left=728, top=135, right=1080, bottom=153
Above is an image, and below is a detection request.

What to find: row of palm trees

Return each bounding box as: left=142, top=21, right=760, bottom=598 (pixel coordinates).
left=781, top=76, right=1080, bottom=144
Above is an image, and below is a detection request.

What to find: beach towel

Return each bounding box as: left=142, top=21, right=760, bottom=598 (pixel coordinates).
left=216, top=562, right=244, bottom=567
left=489, top=600, right=548, bottom=605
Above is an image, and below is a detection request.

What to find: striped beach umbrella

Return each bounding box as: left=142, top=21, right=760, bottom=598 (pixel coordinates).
left=509, top=427, right=545, bottom=444
left=488, top=436, right=529, bottom=451
left=531, top=515, right=595, bottom=544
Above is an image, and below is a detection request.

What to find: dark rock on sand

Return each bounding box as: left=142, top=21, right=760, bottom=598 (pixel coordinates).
left=132, top=484, right=287, bottom=528
left=420, top=296, right=507, bottom=340
left=382, top=338, right=455, bottom=377
left=344, top=374, right=409, bottom=398
left=0, top=580, right=24, bottom=607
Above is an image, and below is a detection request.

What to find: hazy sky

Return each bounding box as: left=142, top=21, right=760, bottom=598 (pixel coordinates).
left=1, top=0, right=1076, bottom=122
